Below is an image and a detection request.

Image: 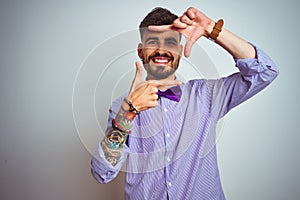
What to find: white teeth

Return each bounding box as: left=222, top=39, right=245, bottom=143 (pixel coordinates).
left=155, top=58, right=168, bottom=63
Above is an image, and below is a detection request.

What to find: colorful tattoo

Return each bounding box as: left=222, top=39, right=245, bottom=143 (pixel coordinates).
left=107, top=129, right=126, bottom=148
left=112, top=119, right=131, bottom=134
left=115, top=106, right=135, bottom=131
left=101, top=137, right=122, bottom=166
left=101, top=99, right=136, bottom=166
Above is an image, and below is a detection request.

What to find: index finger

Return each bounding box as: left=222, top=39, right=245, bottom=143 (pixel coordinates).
left=148, top=24, right=174, bottom=32
left=148, top=79, right=182, bottom=87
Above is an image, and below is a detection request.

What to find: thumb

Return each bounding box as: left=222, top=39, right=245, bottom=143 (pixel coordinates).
left=130, top=61, right=143, bottom=91
left=184, top=39, right=195, bottom=57
left=133, top=61, right=143, bottom=82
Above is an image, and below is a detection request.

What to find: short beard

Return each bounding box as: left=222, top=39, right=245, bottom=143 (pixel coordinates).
left=143, top=63, right=176, bottom=80
left=142, top=53, right=180, bottom=80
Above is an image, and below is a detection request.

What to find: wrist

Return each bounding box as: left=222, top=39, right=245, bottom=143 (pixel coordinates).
left=207, top=19, right=224, bottom=42
left=205, top=20, right=216, bottom=38
left=124, top=97, right=140, bottom=115
left=121, top=100, right=131, bottom=112
left=112, top=98, right=137, bottom=134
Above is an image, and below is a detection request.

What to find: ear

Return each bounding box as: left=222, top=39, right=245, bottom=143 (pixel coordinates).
left=137, top=43, right=143, bottom=59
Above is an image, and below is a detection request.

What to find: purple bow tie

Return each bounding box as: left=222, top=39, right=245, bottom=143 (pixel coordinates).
left=157, top=86, right=182, bottom=102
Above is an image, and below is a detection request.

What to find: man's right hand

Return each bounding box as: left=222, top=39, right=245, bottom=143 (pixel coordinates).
left=126, top=61, right=181, bottom=112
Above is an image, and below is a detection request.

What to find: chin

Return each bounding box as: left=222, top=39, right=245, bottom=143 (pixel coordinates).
left=149, top=68, right=176, bottom=80
left=143, top=61, right=178, bottom=80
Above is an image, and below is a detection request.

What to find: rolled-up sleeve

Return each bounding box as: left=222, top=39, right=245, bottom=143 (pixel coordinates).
left=210, top=44, right=279, bottom=119
left=235, top=45, right=279, bottom=84
left=91, top=142, right=129, bottom=184
left=91, top=95, right=130, bottom=184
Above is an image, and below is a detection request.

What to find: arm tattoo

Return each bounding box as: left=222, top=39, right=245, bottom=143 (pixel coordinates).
left=101, top=101, right=136, bottom=166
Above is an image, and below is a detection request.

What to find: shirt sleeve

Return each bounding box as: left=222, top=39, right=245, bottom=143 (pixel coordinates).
left=209, top=44, right=279, bottom=119
left=91, top=142, right=129, bottom=184
left=90, top=96, right=130, bottom=184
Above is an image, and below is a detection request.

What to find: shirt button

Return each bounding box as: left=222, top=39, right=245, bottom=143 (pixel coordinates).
left=166, top=133, right=170, bottom=138
left=164, top=108, right=168, bottom=112
left=167, top=157, right=171, bottom=162
left=168, top=182, right=172, bottom=187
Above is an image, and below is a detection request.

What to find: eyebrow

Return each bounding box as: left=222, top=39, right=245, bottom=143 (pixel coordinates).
left=145, top=36, right=179, bottom=43
left=165, top=37, right=178, bottom=43
left=145, top=37, right=158, bottom=43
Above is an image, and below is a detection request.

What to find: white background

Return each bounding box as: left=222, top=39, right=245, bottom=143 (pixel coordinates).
left=0, top=0, right=299, bottom=199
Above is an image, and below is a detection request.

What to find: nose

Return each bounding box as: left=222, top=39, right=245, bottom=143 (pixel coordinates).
left=156, top=42, right=169, bottom=54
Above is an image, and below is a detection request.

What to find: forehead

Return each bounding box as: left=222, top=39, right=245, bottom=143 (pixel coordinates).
left=142, top=30, right=181, bottom=42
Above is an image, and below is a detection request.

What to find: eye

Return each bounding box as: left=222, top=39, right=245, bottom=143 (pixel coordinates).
left=166, top=39, right=178, bottom=46
left=146, top=40, right=158, bottom=45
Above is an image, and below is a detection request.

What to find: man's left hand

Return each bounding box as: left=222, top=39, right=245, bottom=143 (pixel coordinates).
left=149, top=7, right=215, bottom=57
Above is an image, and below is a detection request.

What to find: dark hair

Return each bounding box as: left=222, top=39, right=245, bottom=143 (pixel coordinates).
left=139, top=7, right=180, bottom=40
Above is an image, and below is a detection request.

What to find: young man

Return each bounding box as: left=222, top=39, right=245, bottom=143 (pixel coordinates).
left=91, top=7, right=278, bottom=200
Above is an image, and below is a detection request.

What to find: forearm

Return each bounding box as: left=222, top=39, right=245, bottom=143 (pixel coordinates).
left=216, top=28, right=256, bottom=59
left=101, top=129, right=128, bottom=166
left=206, top=20, right=256, bottom=59
left=101, top=99, right=136, bottom=166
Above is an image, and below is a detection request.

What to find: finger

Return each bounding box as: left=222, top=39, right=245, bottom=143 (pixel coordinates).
left=152, top=93, right=159, bottom=101
left=186, top=7, right=196, bottom=19
left=129, top=61, right=144, bottom=92
left=148, top=85, right=159, bottom=94
left=137, top=99, right=159, bottom=111
left=148, top=79, right=182, bottom=87
left=180, top=15, right=193, bottom=25
left=133, top=61, right=143, bottom=83
left=173, top=18, right=189, bottom=29
left=184, top=39, right=195, bottom=57
left=148, top=24, right=173, bottom=32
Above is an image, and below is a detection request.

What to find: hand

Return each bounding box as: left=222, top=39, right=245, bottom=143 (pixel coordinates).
left=127, top=61, right=181, bottom=111
left=149, top=7, right=215, bottom=57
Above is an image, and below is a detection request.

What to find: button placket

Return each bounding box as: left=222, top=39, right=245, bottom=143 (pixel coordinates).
left=160, top=98, right=174, bottom=192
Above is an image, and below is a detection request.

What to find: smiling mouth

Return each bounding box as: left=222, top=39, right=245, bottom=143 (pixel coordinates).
left=151, top=56, right=173, bottom=65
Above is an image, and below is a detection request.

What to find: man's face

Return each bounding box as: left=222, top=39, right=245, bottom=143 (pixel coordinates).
left=138, top=30, right=182, bottom=80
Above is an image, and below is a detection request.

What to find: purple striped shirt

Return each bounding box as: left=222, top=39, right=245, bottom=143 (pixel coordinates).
left=91, top=45, right=279, bottom=200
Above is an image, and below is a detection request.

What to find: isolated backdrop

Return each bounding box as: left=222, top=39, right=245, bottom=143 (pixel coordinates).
left=0, top=0, right=299, bottom=200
